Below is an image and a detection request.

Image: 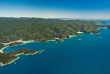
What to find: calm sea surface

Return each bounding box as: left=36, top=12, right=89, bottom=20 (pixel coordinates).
left=0, top=21, right=110, bottom=74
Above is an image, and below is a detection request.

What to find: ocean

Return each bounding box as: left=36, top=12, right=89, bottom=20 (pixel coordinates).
left=0, top=20, right=110, bottom=74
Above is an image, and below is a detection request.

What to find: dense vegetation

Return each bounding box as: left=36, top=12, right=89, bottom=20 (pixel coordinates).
left=8, top=42, right=23, bottom=46
left=0, top=48, right=40, bottom=65
left=0, top=17, right=105, bottom=44
left=0, top=44, right=4, bottom=49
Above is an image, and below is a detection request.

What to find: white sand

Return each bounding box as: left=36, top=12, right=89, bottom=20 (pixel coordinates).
left=54, top=38, right=59, bottom=39
left=0, top=47, right=7, bottom=53
left=77, top=31, right=84, bottom=33
left=0, top=39, right=34, bottom=53
left=2, top=39, right=34, bottom=46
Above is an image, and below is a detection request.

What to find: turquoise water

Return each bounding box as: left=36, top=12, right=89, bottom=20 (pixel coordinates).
left=0, top=21, right=110, bottom=74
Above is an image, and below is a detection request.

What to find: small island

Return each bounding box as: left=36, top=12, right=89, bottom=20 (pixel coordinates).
left=0, top=48, right=43, bottom=66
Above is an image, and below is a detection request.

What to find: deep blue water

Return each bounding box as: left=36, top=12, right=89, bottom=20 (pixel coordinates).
left=0, top=21, right=110, bottom=74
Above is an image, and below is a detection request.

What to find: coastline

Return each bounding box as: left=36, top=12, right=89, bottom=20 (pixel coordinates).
left=0, top=57, right=19, bottom=66
left=0, top=29, right=104, bottom=66
left=97, top=27, right=108, bottom=30
left=64, top=35, right=77, bottom=40
left=0, top=27, right=107, bottom=53
left=0, top=34, right=78, bottom=53
left=0, top=27, right=108, bottom=66
left=0, top=40, right=35, bottom=53
left=0, top=47, right=7, bottom=53
left=2, top=39, right=34, bottom=46
left=77, top=31, right=84, bottom=33
left=0, top=50, right=43, bottom=66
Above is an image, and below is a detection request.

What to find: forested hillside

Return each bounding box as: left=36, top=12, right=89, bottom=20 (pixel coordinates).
left=0, top=18, right=105, bottom=43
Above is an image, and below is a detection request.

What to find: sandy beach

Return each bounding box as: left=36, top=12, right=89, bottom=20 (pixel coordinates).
left=0, top=39, right=35, bottom=53
left=2, top=39, right=34, bottom=46
left=0, top=47, right=7, bottom=53
left=0, top=35, right=77, bottom=53
left=77, top=31, right=84, bottom=33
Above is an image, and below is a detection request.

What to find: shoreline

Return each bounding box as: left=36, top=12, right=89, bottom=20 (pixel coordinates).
left=0, top=35, right=77, bottom=53
left=77, top=31, right=84, bottom=33
left=97, top=27, right=108, bottom=30
left=0, top=50, right=44, bottom=66
left=64, top=35, right=77, bottom=40
left=0, top=27, right=108, bottom=66
left=0, top=40, right=35, bottom=53
left=0, top=27, right=107, bottom=53
left=0, top=57, right=19, bottom=66
left=0, top=46, right=8, bottom=53
left=2, top=39, right=35, bottom=46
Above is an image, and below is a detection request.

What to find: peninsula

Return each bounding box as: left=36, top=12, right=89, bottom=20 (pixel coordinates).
left=0, top=48, right=43, bottom=66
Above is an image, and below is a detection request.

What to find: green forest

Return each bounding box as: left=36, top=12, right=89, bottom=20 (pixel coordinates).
left=0, top=17, right=105, bottom=44
left=0, top=48, right=41, bottom=65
